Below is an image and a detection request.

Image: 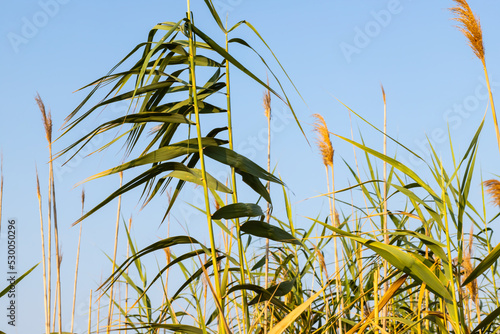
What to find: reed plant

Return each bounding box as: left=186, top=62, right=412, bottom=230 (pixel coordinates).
left=21, top=1, right=500, bottom=333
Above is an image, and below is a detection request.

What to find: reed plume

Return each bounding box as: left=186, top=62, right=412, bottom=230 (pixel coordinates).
left=36, top=93, right=52, bottom=143
left=484, top=179, right=500, bottom=207
left=450, top=0, right=484, bottom=61
left=451, top=0, right=500, bottom=158
left=263, top=86, right=271, bottom=120
left=36, top=94, right=62, bottom=334
left=312, top=114, right=334, bottom=167
left=313, top=113, right=343, bottom=333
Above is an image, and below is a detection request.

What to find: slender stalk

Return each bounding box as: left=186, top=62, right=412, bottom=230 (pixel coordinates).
left=481, top=64, right=500, bottom=156
left=263, top=79, right=272, bottom=334
left=36, top=169, right=50, bottom=334
left=51, top=151, right=62, bottom=334
left=374, top=267, right=379, bottom=334
left=125, top=217, right=132, bottom=316
left=107, top=172, right=123, bottom=333
left=440, top=160, right=460, bottom=331
left=71, top=189, right=85, bottom=333
left=325, top=164, right=342, bottom=333
left=97, top=287, right=101, bottom=334
left=186, top=4, right=224, bottom=333
left=36, top=94, right=61, bottom=334
left=381, top=85, right=388, bottom=331
left=88, top=290, right=93, bottom=334
left=0, top=155, right=3, bottom=237
left=348, top=112, right=368, bottom=321
left=331, top=163, right=344, bottom=334
left=52, top=287, right=58, bottom=333
left=224, top=24, right=250, bottom=333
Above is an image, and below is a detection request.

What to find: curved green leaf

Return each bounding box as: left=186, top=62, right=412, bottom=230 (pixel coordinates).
left=330, top=226, right=452, bottom=301
left=166, top=169, right=232, bottom=193
left=204, top=146, right=282, bottom=184
left=248, top=279, right=295, bottom=305
left=212, top=203, right=263, bottom=220
left=241, top=220, right=301, bottom=245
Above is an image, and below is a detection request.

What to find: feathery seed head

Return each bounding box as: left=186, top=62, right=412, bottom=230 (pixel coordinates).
left=484, top=179, right=500, bottom=207
left=315, top=248, right=328, bottom=277
left=263, top=76, right=271, bottom=119
left=381, top=84, right=386, bottom=105
left=450, top=0, right=484, bottom=61
left=263, top=89, right=271, bottom=119
left=312, top=114, right=334, bottom=167
left=36, top=168, right=42, bottom=201
left=35, top=93, right=53, bottom=143
left=81, top=188, right=86, bottom=213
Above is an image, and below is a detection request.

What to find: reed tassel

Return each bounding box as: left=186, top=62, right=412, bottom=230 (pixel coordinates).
left=312, top=113, right=342, bottom=333
left=450, top=0, right=500, bottom=156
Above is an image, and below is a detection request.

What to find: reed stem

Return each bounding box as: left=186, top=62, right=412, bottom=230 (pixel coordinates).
left=381, top=85, right=388, bottom=331
left=36, top=169, right=50, bottom=334
left=224, top=26, right=250, bottom=333
left=186, top=4, right=224, bottom=333
left=71, top=189, right=85, bottom=334
left=107, top=172, right=123, bottom=333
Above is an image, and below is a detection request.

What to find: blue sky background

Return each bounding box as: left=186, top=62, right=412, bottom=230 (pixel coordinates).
left=2, top=0, right=500, bottom=332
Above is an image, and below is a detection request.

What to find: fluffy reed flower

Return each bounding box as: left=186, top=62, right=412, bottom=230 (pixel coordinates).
left=35, top=93, right=52, bottom=143
left=381, top=84, right=386, bottom=106
left=263, top=89, right=271, bottom=119
left=81, top=188, right=86, bottom=211
left=484, top=179, right=500, bottom=207
left=315, top=248, right=328, bottom=277
left=312, top=114, right=334, bottom=167
left=450, top=0, right=484, bottom=61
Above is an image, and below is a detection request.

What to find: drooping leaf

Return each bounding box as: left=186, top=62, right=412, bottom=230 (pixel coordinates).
left=204, top=146, right=282, bottom=184
left=328, top=225, right=453, bottom=301
left=241, top=220, right=301, bottom=245
left=239, top=170, right=272, bottom=203
left=248, top=279, right=296, bottom=305
left=166, top=169, right=232, bottom=193
left=212, top=203, right=263, bottom=220
left=123, top=324, right=204, bottom=334
left=471, top=303, right=500, bottom=334
left=79, top=137, right=228, bottom=184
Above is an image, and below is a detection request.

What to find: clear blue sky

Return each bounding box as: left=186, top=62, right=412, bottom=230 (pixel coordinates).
left=2, top=0, right=500, bottom=332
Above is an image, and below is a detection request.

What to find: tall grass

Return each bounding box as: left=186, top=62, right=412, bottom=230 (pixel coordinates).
left=22, top=0, right=500, bottom=333
left=36, top=94, right=63, bottom=334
